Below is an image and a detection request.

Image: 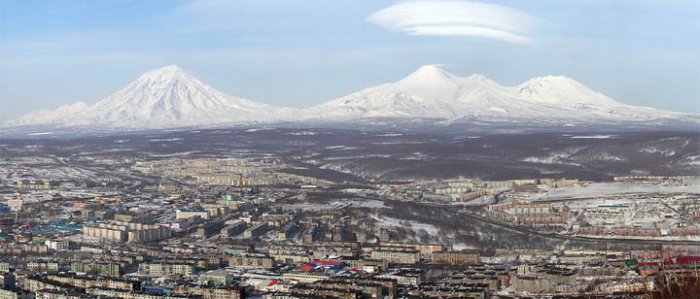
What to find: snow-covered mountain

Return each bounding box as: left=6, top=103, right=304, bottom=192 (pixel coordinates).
left=305, top=65, right=687, bottom=124
left=8, top=65, right=287, bottom=128
left=5, top=64, right=697, bottom=132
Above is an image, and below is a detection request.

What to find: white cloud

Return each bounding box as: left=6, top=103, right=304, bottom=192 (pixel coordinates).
left=367, top=0, right=537, bottom=44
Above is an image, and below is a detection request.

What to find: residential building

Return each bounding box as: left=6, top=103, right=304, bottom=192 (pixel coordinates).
left=370, top=249, right=420, bottom=264
left=432, top=251, right=479, bottom=265
left=139, top=263, right=195, bottom=277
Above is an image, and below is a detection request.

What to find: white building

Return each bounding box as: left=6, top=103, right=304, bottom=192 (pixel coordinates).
left=45, top=240, right=69, bottom=251
left=175, top=209, right=210, bottom=220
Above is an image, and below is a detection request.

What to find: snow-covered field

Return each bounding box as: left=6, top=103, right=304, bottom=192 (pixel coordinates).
left=339, top=198, right=385, bottom=208
left=371, top=215, right=440, bottom=238
left=285, top=198, right=386, bottom=211
left=567, top=134, right=616, bottom=139
left=525, top=182, right=700, bottom=201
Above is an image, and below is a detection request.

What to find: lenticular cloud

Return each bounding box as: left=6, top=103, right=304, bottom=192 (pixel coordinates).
left=367, top=0, right=537, bottom=44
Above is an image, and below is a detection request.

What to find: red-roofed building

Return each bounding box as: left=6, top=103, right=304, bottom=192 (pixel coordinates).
left=312, top=260, right=343, bottom=266
left=299, top=265, right=314, bottom=272
left=667, top=256, right=700, bottom=265
left=637, top=262, right=660, bottom=276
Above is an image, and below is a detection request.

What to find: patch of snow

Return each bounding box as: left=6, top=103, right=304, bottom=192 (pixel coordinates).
left=287, top=131, right=317, bottom=136
left=324, top=145, right=359, bottom=150
left=639, top=146, right=676, bottom=156
left=27, top=132, right=55, bottom=136
left=569, top=134, right=615, bottom=139
left=526, top=182, right=700, bottom=201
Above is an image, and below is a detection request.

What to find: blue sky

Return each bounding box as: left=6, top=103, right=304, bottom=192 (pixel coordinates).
left=1, top=0, right=699, bottom=121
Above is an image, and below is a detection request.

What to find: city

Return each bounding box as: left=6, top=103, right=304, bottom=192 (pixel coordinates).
left=0, top=129, right=698, bottom=298
left=1, top=1, right=699, bottom=298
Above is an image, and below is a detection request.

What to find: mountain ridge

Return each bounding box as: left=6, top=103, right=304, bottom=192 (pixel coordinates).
left=5, top=65, right=697, bottom=130
left=305, top=65, right=685, bottom=123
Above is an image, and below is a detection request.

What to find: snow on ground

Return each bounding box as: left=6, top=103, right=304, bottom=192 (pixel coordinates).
left=573, top=234, right=700, bottom=241
left=683, top=155, right=700, bottom=165
left=526, top=182, right=700, bottom=200
left=26, top=131, right=55, bottom=136
left=337, top=198, right=385, bottom=208
left=149, top=138, right=183, bottom=142
left=11, top=190, right=114, bottom=203
left=399, top=152, right=430, bottom=160
left=452, top=243, right=478, bottom=251
left=245, top=128, right=273, bottom=132
left=324, top=145, right=360, bottom=150
left=371, top=215, right=441, bottom=238
left=285, top=198, right=386, bottom=211
left=639, top=146, right=676, bottom=156
left=377, top=133, right=404, bottom=137
left=457, top=195, right=494, bottom=206
left=596, top=153, right=624, bottom=161
left=567, top=134, right=616, bottom=139
left=286, top=131, right=317, bottom=136
left=521, top=147, right=586, bottom=165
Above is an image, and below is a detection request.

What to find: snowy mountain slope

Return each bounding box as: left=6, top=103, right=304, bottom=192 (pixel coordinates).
left=5, top=64, right=697, bottom=132
left=10, top=102, right=91, bottom=126
left=305, top=65, right=690, bottom=123
left=7, top=65, right=289, bottom=128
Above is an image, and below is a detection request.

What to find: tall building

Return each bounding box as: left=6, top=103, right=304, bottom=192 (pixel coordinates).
left=0, top=262, right=9, bottom=273
left=6, top=199, right=22, bottom=212
left=82, top=221, right=170, bottom=243
left=243, top=222, right=269, bottom=238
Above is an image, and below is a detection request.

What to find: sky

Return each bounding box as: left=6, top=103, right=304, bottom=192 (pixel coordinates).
left=0, top=0, right=699, bottom=121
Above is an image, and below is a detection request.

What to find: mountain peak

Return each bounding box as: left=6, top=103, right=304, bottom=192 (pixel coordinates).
left=158, top=64, right=183, bottom=72
left=69, top=65, right=280, bottom=127
left=518, top=75, right=621, bottom=106
left=518, top=75, right=595, bottom=96
left=137, top=65, right=189, bottom=83
left=402, top=65, right=456, bottom=82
